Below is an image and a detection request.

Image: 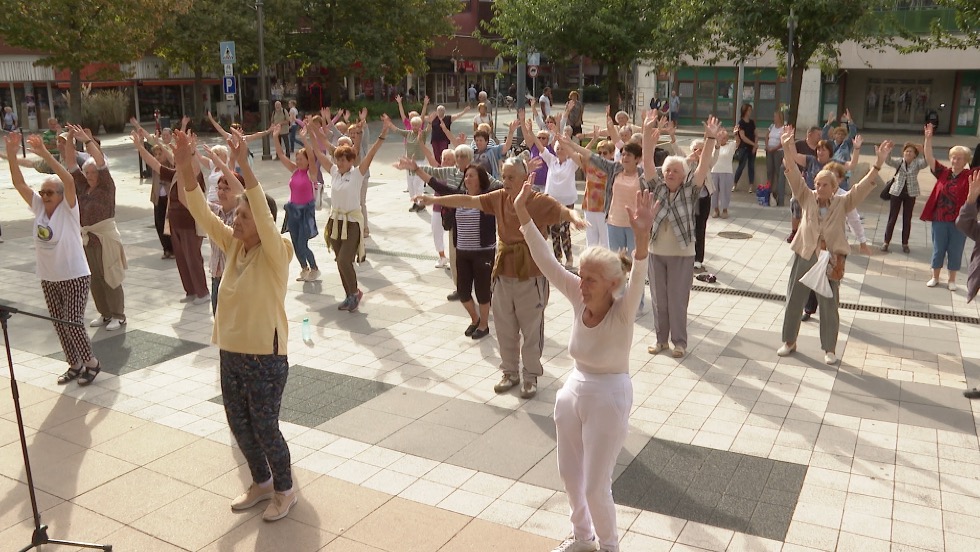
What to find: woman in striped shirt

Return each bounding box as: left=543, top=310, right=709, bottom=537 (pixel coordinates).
left=413, top=163, right=497, bottom=339
left=881, top=143, right=927, bottom=253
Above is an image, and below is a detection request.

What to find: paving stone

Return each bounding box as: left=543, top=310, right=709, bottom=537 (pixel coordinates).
left=47, top=329, right=207, bottom=376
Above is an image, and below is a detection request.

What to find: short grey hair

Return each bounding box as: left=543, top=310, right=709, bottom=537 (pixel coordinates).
left=662, top=155, right=689, bottom=175
left=503, top=156, right=528, bottom=176
left=81, top=157, right=99, bottom=171
left=454, top=144, right=474, bottom=162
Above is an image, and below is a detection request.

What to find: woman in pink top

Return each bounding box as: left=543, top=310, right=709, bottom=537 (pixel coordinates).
left=273, top=124, right=320, bottom=282
left=516, top=177, right=657, bottom=552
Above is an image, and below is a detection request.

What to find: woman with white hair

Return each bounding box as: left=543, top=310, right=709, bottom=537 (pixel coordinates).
left=6, top=131, right=102, bottom=385
left=777, top=126, right=892, bottom=364
left=644, top=115, right=721, bottom=358
left=920, top=124, right=973, bottom=290
left=65, top=124, right=128, bottom=332
left=389, top=114, right=432, bottom=212
left=429, top=104, right=470, bottom=161
left=515, top=174, right=657, bottom=552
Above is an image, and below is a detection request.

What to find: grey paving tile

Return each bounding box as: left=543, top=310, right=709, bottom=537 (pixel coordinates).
left=519, top=449, right=563, bottom=492
left=447, top=413, right=556, bottom=480
left=965, top=357, right=980, bottom=389
left=904, top=336, right=960, bottom=356
left=377, top=419, right=480, bottom=462
left=898, top=403, right=977, bottom=435
left=833, top=372, right=901, bottom=401
left=419, top=400, right=512, bottom=434
left=359, top=388, right=449, bottom=419
left=671, top=489, right=721, bottom=525
left=766, top=461, right=807, bottom=492
left=317, top=407, right=414, bottom=444
left=748, top=502, right=795, bottom=541
left=709, top=495, right=756, bottom=533
left=825, top=392, right=900, bottom=423
left=900, top=381, right=973, bottom=411
left=720, top=328, right=827, bottom=368
left=48, top=328, right=207, bottom=376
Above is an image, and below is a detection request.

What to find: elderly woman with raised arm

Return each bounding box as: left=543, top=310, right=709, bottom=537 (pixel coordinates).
left=643, top=116, right=721, bottom=358
left=305, top=116, right=390, bottom=312
left=920, top=124, right=973, bottom=291
left=173, top=128, right=298, bottom=521
left=777, top=126, right=893, bottom=364
left=881, top=142, right=927, bottom=253
left=5, top=131, right=102, bottom=385
left=64, top=123, right=128, bottom=332
left=516, top=175, right=658, bottom=552
left=271, top=123, right=321, bottom=283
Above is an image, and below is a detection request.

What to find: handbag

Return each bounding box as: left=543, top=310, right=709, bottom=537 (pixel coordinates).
left=879, top=176, right=895, bottom=200
left=821, top=240, right=846, bottom=281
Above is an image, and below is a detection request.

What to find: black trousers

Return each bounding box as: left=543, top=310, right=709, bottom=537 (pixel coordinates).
left=694, top=195, right=711, bottom=263
left=154, top=196, right=173, bottom=254
left=884, top=189, right=916, bottom=245
left=456, top=248, right=495, bottom=304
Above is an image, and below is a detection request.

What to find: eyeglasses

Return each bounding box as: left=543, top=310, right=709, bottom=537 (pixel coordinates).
left=38, top=190, right=61, bottom=197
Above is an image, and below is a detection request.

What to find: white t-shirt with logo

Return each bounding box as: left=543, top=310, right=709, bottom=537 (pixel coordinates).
left=31, top=193, right=90, bottom=282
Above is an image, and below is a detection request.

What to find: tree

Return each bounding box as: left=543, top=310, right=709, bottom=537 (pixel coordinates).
left=663, top=0, right=921, bottom=126
left=922, top=0, right=980, bottom=49
left=483, top=0, right=701, bottom=112
left=289, top=0, right=460, bottom=103
left=0, top=0, right=189, bottom=123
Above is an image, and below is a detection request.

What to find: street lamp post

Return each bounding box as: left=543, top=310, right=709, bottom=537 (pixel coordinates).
left=256, top=0, right=271, bottom=160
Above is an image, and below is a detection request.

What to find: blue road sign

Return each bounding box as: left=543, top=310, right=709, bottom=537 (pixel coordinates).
left=222, top=76, right=237, bottom=95
left=220, top=41, right=236, bottom=64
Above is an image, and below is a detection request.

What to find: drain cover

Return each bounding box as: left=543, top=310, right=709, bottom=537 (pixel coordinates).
left=717, top=231, right=753, bottom=240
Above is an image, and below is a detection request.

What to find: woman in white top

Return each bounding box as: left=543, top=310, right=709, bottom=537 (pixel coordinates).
left=472, top=102, right=493, bottom=134
left=305, top=116, right=389, bottom=312
left=516, top=176, right=657, bottom=552
left=710, top=129, right=737, bottom=218
left=765, top=111, right=787, bottom=206
left=525, top=118, right=579, bottom=266
left=5, top=131, right=101, bottom=385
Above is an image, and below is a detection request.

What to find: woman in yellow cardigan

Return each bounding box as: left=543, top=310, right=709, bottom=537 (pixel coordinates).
left=173, top=129, right=298, bottom=522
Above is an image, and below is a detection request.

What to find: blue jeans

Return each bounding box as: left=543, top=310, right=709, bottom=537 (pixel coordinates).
left=287, top=212, right=318, bottom=271
left=734, top=146, right=755, bottom=188
left=288, top=124, right=299, bottom=154
left=931, top=221, right=966, bottom=271
left=607, top=224, right=635, bottom=255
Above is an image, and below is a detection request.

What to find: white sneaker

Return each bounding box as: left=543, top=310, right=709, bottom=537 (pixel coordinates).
left=231, top=481, right=274, bottom=510
left=305, top=269, right=321, bottom=281
left=296, top=268, right=310, bottom=282
left=192, top=295, right=211, bottom=306
left=825, top=352, right=838, bottom=365
left=179, top=294, right=195, bottom=303
left=435, top=257, right=449, bottom=268
left=948, top=282, right=958, bottom=291
left=776, top=343, right=797, bottom=357
left=89, top=317, right=109, bottom=328
left=693, top=261, right=703, bottom=270
left=551, top=537, right=599, bottom=552
left=926, top=278, right=938, bottom=287
left=105, top=318, right=124, bottom=331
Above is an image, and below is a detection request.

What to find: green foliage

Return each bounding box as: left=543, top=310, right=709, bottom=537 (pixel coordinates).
left=923, top=0, right=980, bottom=49
left=288, top=0, right=460, bottom=85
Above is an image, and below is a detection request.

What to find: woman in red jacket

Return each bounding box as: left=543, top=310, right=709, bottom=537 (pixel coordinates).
left=919, top=124, right=972, bottom=291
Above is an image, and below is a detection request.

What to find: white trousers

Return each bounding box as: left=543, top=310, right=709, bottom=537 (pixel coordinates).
left=407, top=172, right=424, bottom=204
left=555, top=368, right=632, bottom=552
left=431, top=210, right=446, bottom=253
left=837, top=188, right=868, bottom=244
left=584, top=211, right=609, bottom=249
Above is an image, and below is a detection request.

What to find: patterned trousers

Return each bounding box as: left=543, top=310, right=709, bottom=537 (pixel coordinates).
left=219, top=347, right=293, bottom=492
left=41, top=276, right=95, bottom=368
left=550, top=204, right=574, bottom=263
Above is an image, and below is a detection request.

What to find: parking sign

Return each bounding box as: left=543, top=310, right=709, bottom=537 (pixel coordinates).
left=222, top=76, right=237, bottom=95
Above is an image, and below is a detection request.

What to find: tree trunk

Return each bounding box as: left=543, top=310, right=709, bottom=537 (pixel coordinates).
left=607, top=63, right=621, bottom=113
left=192, top=66, right=204, bottom=125
left=788, top=62, right=805, bottom=128
left=69, top=68, right=82, bottom=124
left=327, top=68, right=344, bottom=106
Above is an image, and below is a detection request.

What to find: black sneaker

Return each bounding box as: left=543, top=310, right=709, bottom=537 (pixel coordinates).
left=447, top=291, right=460, bottom=301
left=965, top=388, right=980, bottom=399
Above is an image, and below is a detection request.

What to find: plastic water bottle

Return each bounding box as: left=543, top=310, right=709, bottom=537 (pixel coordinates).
left=302, top=317, right=311, bottom=341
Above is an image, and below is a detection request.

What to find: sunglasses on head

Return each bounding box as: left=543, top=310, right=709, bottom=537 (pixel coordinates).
left=39, top=190, right=61, bottom=197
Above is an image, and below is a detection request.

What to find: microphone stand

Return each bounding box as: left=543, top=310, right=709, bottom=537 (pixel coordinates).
left=0, top=304, right=112, bottom=551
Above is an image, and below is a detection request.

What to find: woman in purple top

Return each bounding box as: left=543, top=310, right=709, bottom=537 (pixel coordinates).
left=274, top=123, right=320, bottom=283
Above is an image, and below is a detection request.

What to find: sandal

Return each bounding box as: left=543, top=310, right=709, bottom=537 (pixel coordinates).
left=77, top=361, right=101, bottom=386
left=464, top=320, right=480, bottom=337
left=57, top=366, right=82, bottom=385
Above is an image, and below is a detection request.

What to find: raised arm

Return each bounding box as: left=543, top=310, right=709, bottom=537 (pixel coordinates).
left=845, top=135, right=863, bottom=172
left=271, top=124, right=297, bottom=172
left=202, top=146, right=240, bottom=190
left=781, top=126, right=806, bottom=200
left=395, top=94, right=408, bottom=124
left=305, top=124, right=335, bottom=173
left=923, top=124, right=936, bottom=169
left=420, top=95, right=430, bottom=122
left=207, top=111, right=231, bottom=139
left=501, top=119, right=519, bottom=153
left=180, top=115, right=190, bottom=134
left=28, top=134, right=76, bottom=207
left=71, top=124, right=105, bottom=167
left=4, top=132, right=33, bottom=205
left=132, top=131, right=162, bottom=173
left=523, top=117, right=546, bottom=153
left=693, top=117, right=722, bottom=188
left=358, top=115, right=391, bottom=174
left=642, top=111, right=662, bottom=177
left=417, top=192, right=481, bottom=209
left=844, top=140, right=892, bottom=211
left=449, top=105, right=470, bottom=120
